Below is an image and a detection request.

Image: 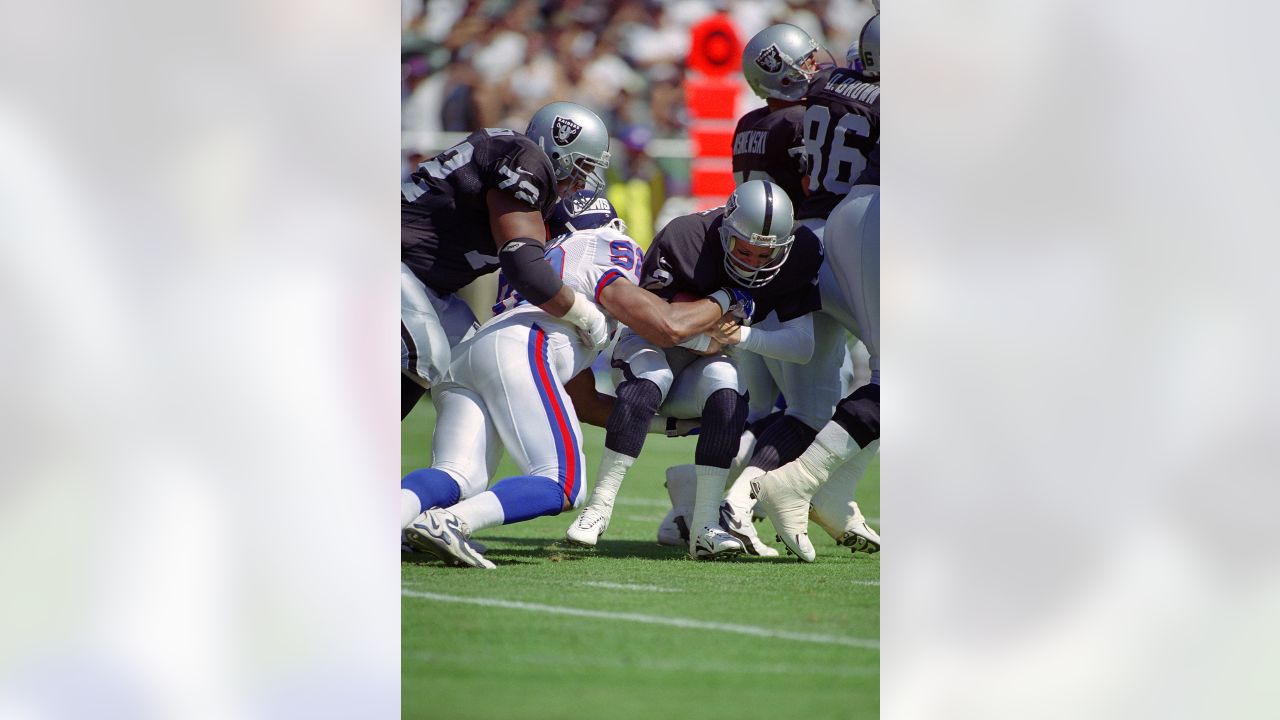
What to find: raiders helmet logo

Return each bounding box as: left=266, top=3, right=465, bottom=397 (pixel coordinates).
left=552, top=116, right=583, bottom=146
left=726, top=192, right=739, bottom=217
left=755, top=44, right=784, bottom=74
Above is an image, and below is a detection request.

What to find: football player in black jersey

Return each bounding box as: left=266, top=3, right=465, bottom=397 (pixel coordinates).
left=401, top=101, right=613, bottom=420
left=754, top=15, right=883, bottom=562
left=733, top=23, right=816, bottom=207
left=564, top=180, right=825, bottom=560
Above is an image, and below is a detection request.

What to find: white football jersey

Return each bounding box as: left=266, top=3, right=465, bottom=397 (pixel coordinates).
left=491, top=226, right=644, bottom=338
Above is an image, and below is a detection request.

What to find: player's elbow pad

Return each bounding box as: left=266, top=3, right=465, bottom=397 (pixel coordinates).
left=499, top=238, right=563, bottom=306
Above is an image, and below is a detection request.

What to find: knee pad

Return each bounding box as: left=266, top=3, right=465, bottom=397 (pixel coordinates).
left=694, top=388, right=749, bottom=469
left=833, top=383, right=880, bottom=448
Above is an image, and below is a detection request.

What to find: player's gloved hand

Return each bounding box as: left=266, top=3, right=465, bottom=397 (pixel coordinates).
left=561, top=290, right=611, bottom=351
left=707, top=287, right=755, bottom=325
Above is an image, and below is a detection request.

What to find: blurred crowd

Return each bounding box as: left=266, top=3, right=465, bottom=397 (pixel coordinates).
left=402, top=0, right=875, bottom=241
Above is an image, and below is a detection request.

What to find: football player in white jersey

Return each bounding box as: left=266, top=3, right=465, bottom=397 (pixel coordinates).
left=400, top=196, right=735, bottom=568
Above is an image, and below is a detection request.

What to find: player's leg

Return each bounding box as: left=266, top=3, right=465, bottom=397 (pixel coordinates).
left=809, top=439, right=881, bottom=553
left=566, top=329, right=676, bottom=546
left=753, top=188, right=881, bottom=561
left=720, top=313, right=849, bottom=543
left=439, top=324, right=587, bottom=567
left=400, top=384, right=496, bottom=528
left=657, top=341, right=777, bottom=548
left=663, top=354, right=748, bottom=560
left=401, top=263, right=479, bottom=419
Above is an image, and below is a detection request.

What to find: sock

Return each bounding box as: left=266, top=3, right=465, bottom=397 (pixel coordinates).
left=584, top=448, right=636, bottom=515
left=691, top=464, right=730, bottom=534
left=749, top=415, right=819, bottom=471
left=665, top=464, right=698, bottom=517
left=810, top=439, right=879, bottom=538
left=723, top=465, right=766, bottom=512
left=488, top=475, right=565, bottom=524
left=448, top=490, right=506, bottom=534
left=727, top=429, right=758, bottom=479
left=792, top=419, right=865, bottom=494
left=400, top=468, right=461, bottom=528
left=400, top=489, right=423, bottom=529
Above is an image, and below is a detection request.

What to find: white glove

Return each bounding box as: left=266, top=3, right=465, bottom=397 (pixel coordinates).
left=560, top=290, right=611, bottom=351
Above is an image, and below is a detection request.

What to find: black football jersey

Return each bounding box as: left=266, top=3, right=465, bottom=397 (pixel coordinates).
left=796, top=67, right=880, bottom=221
left=731, top=104, right=807, bottom=207
left=402, top=128, right=559, bottom=293
left=639, top=209, right=823, bottom=324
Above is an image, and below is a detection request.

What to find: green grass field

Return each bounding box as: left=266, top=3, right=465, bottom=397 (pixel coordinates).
left=402, top=398, right=880, bottom=720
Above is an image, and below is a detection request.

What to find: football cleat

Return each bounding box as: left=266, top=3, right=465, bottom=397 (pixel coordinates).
left=656, top=509, right=690, bottom=547
left=565, top=506, right=610, bottom=547
left=809, top=502, right=879, bottom=554
left=719, top=501, right=778, bottom=557
left=751, top=472, right=817, bottom=562
left=689, top=525, right=745, bottom=561
left=405, top=508, right=496, bottom=569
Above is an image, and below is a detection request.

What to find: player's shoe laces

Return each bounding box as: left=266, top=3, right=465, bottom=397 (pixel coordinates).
left=405, top=509, right=496, bottom=569
left=403, top=515, right=486, bottom=555
left=719, top=501, right=778, bottom=557
left=689, top=525, right=745, bottom=561
left=809, top=503, right=879, bottom=554
left=565, top=506, right=610, bottom=547
left=656, top=509, right=689, bottom=547
left=751, top=471, right=818, bottom=562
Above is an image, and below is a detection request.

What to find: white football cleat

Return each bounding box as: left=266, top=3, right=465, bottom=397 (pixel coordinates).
left=656, top=509, right=689, bottom=547
left=719, top=501, right=778, bottom=557
left=810, top=502, right=880, bottom=554
left=751, top=472, right=817, bottom=562
left=689, top=525, right=745, bottom=560
left=405, top=508, right=496, bottom=569
left=565, top=506, right=610, bottom=547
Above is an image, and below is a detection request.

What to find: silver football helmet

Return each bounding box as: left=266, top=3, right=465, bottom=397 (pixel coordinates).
left=742, top=24, right=820, bottom=102
left=856, top=15, right=879, bottom=80
left=526, top=101, right=612, bottom=211
left=719, top=179, right=795, bottom=288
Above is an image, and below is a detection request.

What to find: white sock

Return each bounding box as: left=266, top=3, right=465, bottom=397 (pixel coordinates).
left=691, top=465, right=730, bottom=533
left=724, top=465, right=765, bottom=511
left=400, top=489, right=423, bottom=529
left=793, top=419, right=865, bottom=494
left=585, top=448, right=636, bottom=515
left=728, top=429, right=758, bottom=478
left=811, top=439, right=878, bottom=521
left=665, top=465, right=698, bottom=517
left=449, top=491, right=505, bottom=534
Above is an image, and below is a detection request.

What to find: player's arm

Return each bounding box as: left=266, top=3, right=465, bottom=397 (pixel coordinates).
left=488, top=190, right=609, bottom=347
left=710, top=311, right=815, bottom=364
left=597, top=278, right=726, bottom=347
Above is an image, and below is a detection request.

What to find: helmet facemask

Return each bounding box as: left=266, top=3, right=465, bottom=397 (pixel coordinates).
left=719, top=220, right=793, bottom=288
left=556, top=150, right=610, bottom=216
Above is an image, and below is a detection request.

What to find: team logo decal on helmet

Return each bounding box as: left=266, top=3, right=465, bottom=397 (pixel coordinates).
left=726, top=191, right=739, bottom=216
left=552, top=116, right=583, bottom=146
left=755, top=44, right=784, bottom=74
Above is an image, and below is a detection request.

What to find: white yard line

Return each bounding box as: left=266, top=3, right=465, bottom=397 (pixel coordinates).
left=580, top=581, right=680, bottom=593
left=852, top=580, right=880, bottom=587
left=402, top=589, right=879, bottom=650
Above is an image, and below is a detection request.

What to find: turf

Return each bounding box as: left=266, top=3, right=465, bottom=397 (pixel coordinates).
left=402, top=398, right=880, bottom=720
